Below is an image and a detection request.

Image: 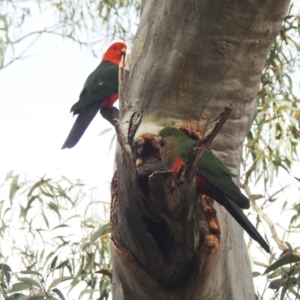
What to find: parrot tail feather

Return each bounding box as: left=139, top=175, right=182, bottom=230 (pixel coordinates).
left=223, top=196, right=270, bottom=253
left=62, top=103, right=99, bottom=149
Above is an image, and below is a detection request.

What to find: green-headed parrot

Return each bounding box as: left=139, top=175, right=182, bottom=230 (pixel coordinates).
left=158, top=127, right=270, bottom=253
left=62, top=42, right=127, bottom=149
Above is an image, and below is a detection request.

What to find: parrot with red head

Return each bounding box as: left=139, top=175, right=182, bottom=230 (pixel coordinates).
left=62, top=42, right=127, bottom=149
left=158, top=127, right=270, bottom=253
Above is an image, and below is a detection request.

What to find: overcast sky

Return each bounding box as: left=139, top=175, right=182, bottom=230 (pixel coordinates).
left=0, top=34, right=123, bottom=192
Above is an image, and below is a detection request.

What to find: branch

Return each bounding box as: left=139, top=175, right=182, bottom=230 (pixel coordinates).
left=1, top=34, right=41, bottom=69
left=253, top=260, right=269, bottom=268
left=8, top=24, right=104, bottom=47
left=1, top=26, right=105, bottom=70
left=110, top=56, right=143, bottom=157
left=179, top=104, right=232, bottom=182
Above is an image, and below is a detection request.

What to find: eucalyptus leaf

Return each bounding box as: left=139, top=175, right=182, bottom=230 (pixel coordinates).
left=264, top=254, right=300, bottom=275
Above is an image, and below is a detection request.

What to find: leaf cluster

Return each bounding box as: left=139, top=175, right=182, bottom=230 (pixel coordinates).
left=0, top=0, right=140, bottom=69
left=243, top=5, right=300, bottom=299
left=243, top=5, right=300, bottom=190
left=0, top=172, right=112, bottom=299
left=263, top=248, right=300, bottom=300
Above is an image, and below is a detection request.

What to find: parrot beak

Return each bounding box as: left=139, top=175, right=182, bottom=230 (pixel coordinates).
left=119, top=48, right=127, bottom=80
left=158, top=136, right=165, bottom=147
left=121, top=48, right=127, bottom=57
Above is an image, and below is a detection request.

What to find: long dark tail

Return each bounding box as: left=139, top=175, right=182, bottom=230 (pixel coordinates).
left=62, top=103, right=99, bottom=149
left=223, top=196, right=270, bottom=253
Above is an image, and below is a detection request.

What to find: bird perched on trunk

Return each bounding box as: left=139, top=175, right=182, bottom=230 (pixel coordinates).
left=62, top=42, right=127, bottom=149
left=158, top=127, right=270, bottom=253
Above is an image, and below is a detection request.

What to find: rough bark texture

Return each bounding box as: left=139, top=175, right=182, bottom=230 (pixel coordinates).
left=111, top=0, right=290, bottom=299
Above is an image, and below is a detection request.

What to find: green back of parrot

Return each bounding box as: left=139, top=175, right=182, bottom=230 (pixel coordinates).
left=71, top=60, right=119, bottom=114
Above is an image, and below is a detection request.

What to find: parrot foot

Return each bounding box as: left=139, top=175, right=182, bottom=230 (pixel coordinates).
left=100, top=107, right=119, bottom=127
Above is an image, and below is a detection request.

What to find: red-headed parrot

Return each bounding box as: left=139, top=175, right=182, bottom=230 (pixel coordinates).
left=62, top=42, right=127, bottom=149
left=158, top=127, right=270, bottom=253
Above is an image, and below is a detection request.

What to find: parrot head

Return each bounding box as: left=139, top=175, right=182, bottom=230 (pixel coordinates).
left=158, top=127, right=195, bottom=169
left=102, top=42, right=127, bottom=65
left=158, top=127, right=188, bottom=146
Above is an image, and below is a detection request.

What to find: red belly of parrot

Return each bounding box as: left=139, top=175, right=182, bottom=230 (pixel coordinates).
left=172, top=157, right=223, bottom=201
left=101, top=93, right=119, bottom=109
left=196, top=174, right=223, bottom=201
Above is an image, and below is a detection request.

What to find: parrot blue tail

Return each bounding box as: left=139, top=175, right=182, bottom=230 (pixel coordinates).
left=223, top=196, right=270, bottom=253
left=62, top=103, right=99, bottom=149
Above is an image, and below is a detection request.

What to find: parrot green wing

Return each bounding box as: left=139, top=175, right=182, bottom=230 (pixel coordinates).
left=197, top=149, right=250, bottom=209
left=159, top=127, right=249, bottom=209
left=71, top=60, right=119, bottom=114
left=196, top=148, right=269, bottom=252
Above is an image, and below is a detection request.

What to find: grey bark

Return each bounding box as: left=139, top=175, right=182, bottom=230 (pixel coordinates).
left=111, top=0, right=290, bottom=299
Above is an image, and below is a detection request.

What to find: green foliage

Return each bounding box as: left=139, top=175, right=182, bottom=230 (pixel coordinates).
left=243, top=4, right=300, bottom=189
left=0, top=0, right=140, bottom=69
left=264, top=251, right=300, bottom=300
left=241, top=4, right=300, bottom=300
left=0, top=173, right=112, bottom=299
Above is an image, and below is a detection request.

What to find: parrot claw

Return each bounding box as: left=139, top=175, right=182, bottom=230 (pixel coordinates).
left=100, top=107, right=119, bottom=127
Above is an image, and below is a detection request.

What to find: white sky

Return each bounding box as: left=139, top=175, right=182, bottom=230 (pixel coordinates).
left=0, top=33, right=122, bottom=300
left=0, top=5, right=134, bottom=299
left=0, top=36, right=119, bottom=189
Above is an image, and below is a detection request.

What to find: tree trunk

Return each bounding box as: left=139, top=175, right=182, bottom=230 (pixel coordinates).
left=111, top=0, right=289, bottom=299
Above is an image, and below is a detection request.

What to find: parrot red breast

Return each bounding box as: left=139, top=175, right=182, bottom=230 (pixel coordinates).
left=62, top=42, right=127, bottom=149
left=158, top=127, right=270, bottom=253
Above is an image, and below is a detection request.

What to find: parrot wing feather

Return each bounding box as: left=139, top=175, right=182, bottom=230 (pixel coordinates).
left=222, top=196, right=270, bottom=253
left=71, top=61, right=119, bottom=114
left=61, top=102, right=99, bottom=149
left=198, top=169, right=250, bottom=209
left=198, top=149, right=250, bottom=209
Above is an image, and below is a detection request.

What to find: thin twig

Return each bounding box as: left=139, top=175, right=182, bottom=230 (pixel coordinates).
left=9, top=26, right=99, bottom=46
left=1, top=27, right=104, bottom=70
left=243, top=183, right=286, bottom=251
left=253, top=260, right=270, bottom=268
left=1, top=34, right=41, bottom=69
